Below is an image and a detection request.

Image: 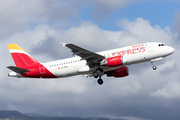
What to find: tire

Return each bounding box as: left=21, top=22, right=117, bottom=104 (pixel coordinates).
left=93, top=72, right=99, bottom=78
left=152, top=66, right=157, bottom=70
left=96, top=68, right=103, bottom=72
left=97, top=79, right=103, bottom=85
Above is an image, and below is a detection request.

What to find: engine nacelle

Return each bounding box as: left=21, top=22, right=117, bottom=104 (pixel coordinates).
left=100, top=56, right=124, bottom=67
left=107, top=66, right=129, bottom=77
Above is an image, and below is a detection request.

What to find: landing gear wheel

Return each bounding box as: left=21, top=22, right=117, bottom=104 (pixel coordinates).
left=152, top=66, right=157, bottom=70
left=93, top=72, right=99, bottom=78
left=93, top=68, right=103, bottom=78
left=97, top=78, right=103, bottom=85
left=96, top=68, right=103, bottom=72
left=151, top=61, right=157, bottom=70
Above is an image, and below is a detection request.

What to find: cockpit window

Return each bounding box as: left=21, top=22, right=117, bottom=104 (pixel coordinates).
left=159, top=44, right=165, bottom=47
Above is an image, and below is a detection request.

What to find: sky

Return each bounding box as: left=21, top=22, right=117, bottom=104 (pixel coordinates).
left=1, top=0, right=180, bottom=120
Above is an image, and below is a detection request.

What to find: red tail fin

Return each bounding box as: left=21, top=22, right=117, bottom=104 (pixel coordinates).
left=7, top=44, right=39, bottom=68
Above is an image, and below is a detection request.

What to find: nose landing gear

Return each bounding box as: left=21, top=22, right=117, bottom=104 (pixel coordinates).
left=151, top=61, right=157, bottom=70
left=152, top=65, right=157, bottom=70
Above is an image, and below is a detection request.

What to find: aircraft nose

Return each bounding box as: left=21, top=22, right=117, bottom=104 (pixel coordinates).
left=167, top=46, right=174, bottom=55
left=169, top=47, right=174, bottom=54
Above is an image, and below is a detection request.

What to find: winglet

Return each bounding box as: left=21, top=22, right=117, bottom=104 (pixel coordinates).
left=61, top=42, right=67, bottom=47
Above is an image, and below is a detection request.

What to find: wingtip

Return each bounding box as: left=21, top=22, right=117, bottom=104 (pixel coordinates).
left=61, top=42, right=67, bottom=47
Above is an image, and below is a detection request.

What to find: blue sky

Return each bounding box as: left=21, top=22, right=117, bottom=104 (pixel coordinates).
left=79, top=1, right=180, bottom=31
left=1, top=1, right=180, bottom=120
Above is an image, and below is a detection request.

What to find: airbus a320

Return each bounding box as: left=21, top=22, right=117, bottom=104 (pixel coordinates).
left=7, top=42, right=174, bottom=85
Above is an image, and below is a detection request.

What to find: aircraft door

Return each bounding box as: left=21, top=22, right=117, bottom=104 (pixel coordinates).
left=39, top=64, right=45, bottom=74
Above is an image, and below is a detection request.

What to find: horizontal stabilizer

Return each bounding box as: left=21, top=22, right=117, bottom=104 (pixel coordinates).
left=7, top=66, right=30, bottom=73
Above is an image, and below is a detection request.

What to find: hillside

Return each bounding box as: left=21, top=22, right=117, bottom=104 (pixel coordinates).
left=0, top=110, right=113, bottom=120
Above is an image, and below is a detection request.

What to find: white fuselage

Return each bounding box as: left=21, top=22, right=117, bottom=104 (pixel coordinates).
left=42, top=42, right=174, bottom=78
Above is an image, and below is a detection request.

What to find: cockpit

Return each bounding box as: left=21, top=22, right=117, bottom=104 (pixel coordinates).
left=159, top=44, right=165, bottom=47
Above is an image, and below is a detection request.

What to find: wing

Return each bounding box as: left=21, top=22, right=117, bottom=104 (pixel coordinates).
left=64, top=43, right=105, bottom=64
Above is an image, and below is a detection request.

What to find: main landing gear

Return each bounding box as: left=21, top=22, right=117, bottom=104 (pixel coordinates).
left=97, top=77, right=103, bottom=85
left=93, top=68, right=104, bottom=85
left=151, top=61, right=157, bottom=70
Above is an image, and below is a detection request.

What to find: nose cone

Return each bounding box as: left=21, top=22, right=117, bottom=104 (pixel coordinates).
left=166, top=46, right=174, bottom=55
left=169, top=47, right=174, bottom=54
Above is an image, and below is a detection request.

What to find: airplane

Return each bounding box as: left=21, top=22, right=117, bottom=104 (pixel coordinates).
left=7, top=42, right=174, bottom=85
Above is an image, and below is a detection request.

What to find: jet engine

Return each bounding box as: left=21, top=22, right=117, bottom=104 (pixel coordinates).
left=100, top=56, right=124, bottom=67
left=107, top=66, right=129, bottom=77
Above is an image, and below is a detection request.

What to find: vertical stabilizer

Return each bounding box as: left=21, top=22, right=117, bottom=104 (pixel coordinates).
left=7, top=44, right=39, bottom=68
